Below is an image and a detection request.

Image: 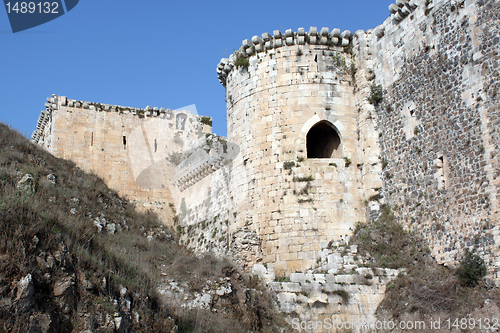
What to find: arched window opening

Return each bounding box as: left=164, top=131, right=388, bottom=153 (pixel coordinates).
left=306, top=121, right=341, bottom=158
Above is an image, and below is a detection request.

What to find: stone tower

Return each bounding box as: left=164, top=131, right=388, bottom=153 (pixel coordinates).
left=217, top=28, right=370, bottom=275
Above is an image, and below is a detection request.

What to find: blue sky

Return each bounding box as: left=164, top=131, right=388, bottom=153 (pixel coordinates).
left=1, top=0, right=394, bottom=138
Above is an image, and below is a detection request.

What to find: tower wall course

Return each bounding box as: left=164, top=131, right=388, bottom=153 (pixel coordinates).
left=222, top=38, right=367, bottom=276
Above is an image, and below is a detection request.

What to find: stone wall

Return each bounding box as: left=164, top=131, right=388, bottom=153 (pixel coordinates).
left=33, top=95, right=212, bottom=224
left=31, top=0, right=500, bottom=328
left=357, top=0, right=500, bottom=278
left=176, top=164, right=232, bottom=257
left=219, top=28, right=376, bottom=276
left=174, top=136, right=235, bottom=256
left=251, top=242, right=401, bottom=333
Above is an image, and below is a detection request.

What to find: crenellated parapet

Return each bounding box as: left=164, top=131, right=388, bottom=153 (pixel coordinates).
left=32, top=95, right=185, bottom=144
left=174, top=136, right=239, bottom=191
left=371, top=1, right=419, bottom=38
left=388, top=0, right=418, bottom=22
left=33, top=108, right=52, bottom=145
left=216, top=27, right=353, bottom=86
left=175, top=152, right=225, bottom=192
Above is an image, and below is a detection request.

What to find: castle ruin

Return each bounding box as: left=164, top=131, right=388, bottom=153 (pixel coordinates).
left=33, top=0, right=500, bottom=329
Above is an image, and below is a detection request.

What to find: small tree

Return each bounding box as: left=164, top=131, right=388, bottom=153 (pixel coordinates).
left=368, top=83, right=383, bottom=105
left=457, top=248, right=487, bottom=287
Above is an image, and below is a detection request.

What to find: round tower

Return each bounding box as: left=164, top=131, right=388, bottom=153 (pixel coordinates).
left=218, top=27, right=366, bottom=275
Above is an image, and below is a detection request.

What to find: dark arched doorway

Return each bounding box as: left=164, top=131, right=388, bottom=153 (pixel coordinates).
left=306, top=121, right=341, bottom=158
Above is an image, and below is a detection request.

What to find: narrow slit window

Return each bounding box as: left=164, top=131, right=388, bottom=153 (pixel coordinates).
left=123, top=136, right=127, bottom=149
left=176, top=114, right=187, bottom=130
left=91, top=132, right=93, bottom=146
left=435, top=155, right=446, bottom=189
left=438, top=156, right=445, bottom=189
left=154, top=139, right=157, bottom=153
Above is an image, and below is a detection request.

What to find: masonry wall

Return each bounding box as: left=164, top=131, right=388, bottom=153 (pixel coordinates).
left=29, top=0, right=500, bottom=327
left=174, top=136, right=234, bottom=257
left=33, top=95, right=212, bottom=224
left=220, top=34, right=371, bottom=275
left=358, top=0, right=500, bottom=278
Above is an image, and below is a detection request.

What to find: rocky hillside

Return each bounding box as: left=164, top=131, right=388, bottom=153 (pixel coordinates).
left=0, top=123, right=286, bottom=333
left=351, top=205, right=500, bottom=332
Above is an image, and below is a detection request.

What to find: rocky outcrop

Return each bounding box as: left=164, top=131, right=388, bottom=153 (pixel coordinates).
left=0, top=123, right=286, bottom=332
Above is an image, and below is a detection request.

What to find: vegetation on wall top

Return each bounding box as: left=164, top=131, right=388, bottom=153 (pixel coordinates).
left=234, top=56, right=250, bottom=70
left=201, top=116, right=212, bottom=126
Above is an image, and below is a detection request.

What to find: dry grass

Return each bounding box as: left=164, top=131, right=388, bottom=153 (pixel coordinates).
left=351, top=204, right=500, bottom=320
left=0, top=123, right=286, bottom=332
left=351, top=205, right=421, bottom=269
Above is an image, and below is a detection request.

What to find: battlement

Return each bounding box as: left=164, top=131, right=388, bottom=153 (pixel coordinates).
left=215, top=0, right=422, bottom=86
left=216, top=27, right=354, bottom=86
left=32, top=95, right=184, bottom=144
left=215, top=0, right=421, bottom=86
left=174, top=136, right=239, bottom=191
left=388, top=0, right=418, bottom=22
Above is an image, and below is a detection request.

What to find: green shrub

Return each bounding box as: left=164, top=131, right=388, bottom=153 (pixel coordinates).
left=381, top=158, right=388, bottom=169
left=350, top=205, right=414, bottom=269
left=293, top=175, right=314, bottom=182
left=234, top=56, right=249, bottom=69
left=275, top=276, right=291, bottom=282
left=343, top=45, right=353, bottom=55
left=284, top=161, right=295, bottom=170
left=457, top=248, right=487, bottom=287
left=368, top=83, right=383, bottom=105
left=331, top=52, right=346, bottom=68
left=200, top=117, right=212, bottom=126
